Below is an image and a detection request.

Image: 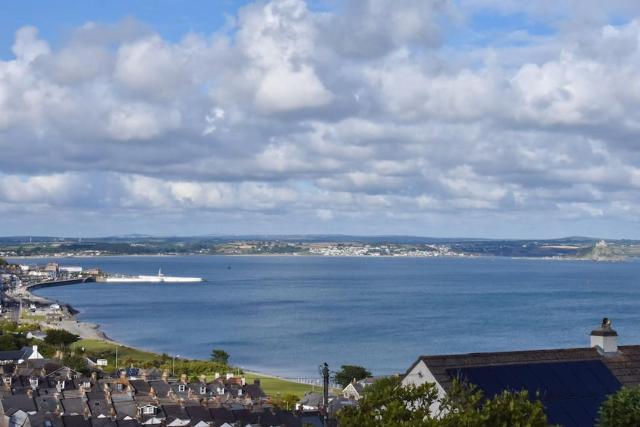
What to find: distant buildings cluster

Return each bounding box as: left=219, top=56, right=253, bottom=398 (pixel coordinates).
left=307, top=244, right=463, bottom=257
left=0, top=354, right=327, bottom=427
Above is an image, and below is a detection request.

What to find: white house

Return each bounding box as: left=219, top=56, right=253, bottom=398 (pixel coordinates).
left=401, top=318, right=637, bottom=425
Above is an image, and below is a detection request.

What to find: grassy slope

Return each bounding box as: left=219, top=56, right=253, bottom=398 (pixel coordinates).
left=75, top=339, right=316, bottom=398
left=74, top=339, right=159, bottom=364
left=244, top=372, right=316, bottom=398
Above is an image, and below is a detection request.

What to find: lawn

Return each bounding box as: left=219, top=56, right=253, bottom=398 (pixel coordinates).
left=73, top=338, right=160, bottom=365
left=244, top=372, right=317, bottom=398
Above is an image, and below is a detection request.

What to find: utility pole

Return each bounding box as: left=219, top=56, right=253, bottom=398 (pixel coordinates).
left=322, top=362, right=330, bottom=427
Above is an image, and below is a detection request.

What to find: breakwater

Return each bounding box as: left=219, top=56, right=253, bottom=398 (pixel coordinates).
left=27, top=276, right=96, bottom=290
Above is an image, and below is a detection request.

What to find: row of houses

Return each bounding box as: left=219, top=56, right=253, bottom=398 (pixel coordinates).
left=0, top=358, right=325, bottom=427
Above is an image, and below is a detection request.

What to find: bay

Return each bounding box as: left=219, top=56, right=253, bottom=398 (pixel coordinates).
left=12, top=255, right=640, bottom=379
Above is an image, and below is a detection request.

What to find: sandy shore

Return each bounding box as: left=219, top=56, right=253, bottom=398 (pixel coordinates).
left=13, top=286, right=114, bottom=342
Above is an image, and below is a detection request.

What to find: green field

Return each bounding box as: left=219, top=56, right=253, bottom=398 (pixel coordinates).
left=244, top=372, right=317, bottom=398
left=74, top=339, right=160, bottom=365
left=74, top=339, right=317, bottom=398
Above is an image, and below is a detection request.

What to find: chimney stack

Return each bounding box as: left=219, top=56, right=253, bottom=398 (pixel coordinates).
left=591, top=317, right=618, bottom=354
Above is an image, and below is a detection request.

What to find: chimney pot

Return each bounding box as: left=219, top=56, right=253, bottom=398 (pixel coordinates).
left=591, top=317, right=619, bottom=354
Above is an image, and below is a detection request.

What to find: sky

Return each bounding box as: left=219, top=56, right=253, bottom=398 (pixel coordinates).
left=2, top=0, right=640, bottom=238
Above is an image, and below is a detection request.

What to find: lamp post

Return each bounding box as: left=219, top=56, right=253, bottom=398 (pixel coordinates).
left=172, top=354, right=180, bottom=377
left=115, top=345, right=122, bottom=370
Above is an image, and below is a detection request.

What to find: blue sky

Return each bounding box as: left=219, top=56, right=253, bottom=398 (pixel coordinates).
left=2, top=0, right=640, bottom=238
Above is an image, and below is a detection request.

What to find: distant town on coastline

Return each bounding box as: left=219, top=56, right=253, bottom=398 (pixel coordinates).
left=1, top=256, right=639, bottom=426
left=0, top=235, right=632, bottom=261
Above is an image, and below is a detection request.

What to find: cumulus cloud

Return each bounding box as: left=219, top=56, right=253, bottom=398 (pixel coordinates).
left=3, top=0, right=640, bottom=237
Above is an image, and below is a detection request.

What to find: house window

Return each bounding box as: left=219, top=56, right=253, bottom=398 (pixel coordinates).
left=199, top=386, right=206, bottom=395
left=116, top=383, right=123, bottom=391
left=178, top=384, right=185, bottom=392
left=57, top=380, right=65, bottom=390
left=29, top=378, right=38, bottom=389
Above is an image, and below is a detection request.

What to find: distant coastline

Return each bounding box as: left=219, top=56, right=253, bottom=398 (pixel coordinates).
left=2, top=235, right=637, bottom=260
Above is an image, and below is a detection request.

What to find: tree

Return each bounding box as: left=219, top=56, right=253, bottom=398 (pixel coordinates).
left=273, top=393, right=299, bottom=410
left=338, top=376, right=549, bottom=427
left=210, top=349, right=229, bottom=364
left=44, top=329, right=79, bottom=347
left=598, top=386, right=640, bottom=427
left=333, top=365, right=372, bottom=388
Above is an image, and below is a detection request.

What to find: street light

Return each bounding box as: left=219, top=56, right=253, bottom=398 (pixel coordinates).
left=115, top=345, right=122, bottom=370
left=172, top=354, right=180, bottom=377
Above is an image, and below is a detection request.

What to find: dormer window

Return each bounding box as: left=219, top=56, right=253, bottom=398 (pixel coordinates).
left=3, top=377, right=11, bottom=386
left=29, top=378, right=39, bottom=389
left=217, top=387, right=224, bottom=395
left=83, top=381, right=91, bottom=388
left=116, top=383, right=123, bottom=391
left=142, top=406, right=155, bottom=415
left=56, top=380, right=65, bottom=390
left=199, top=386, right=206, bottom=395
left=237, top=389, right=242, bottom=396
left=178, top=384, right=185, bottom=392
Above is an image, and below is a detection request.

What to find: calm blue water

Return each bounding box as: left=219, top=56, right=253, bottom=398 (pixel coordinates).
left=11, top=256, right=640, bottom=378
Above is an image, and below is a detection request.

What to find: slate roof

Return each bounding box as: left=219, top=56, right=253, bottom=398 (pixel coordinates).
left=60, top=398, right=87, bottom=416
left=147, top=381, right=170, bottom=397
left=35, top=395, right=60, bottom=413
left=87, top=399, right=113, bottom=418
left=407, top=345, right=640, bottom=427
left=2, top=394, right=37, bottom=413
left=184, top=405, right=212, bottom=422
left=62, top=415, right=92, bottom=427
left=112, top=400, right=137, bottom=419
left=409, top=345, right=640, bottom=392
left=129, top=380, right=150, bottom=395
left=0, top=350, right=27, bottom=362
left=449, top=360, right=621, bottom=427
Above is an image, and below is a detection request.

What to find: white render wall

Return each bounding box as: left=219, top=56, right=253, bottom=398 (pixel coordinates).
left=402, top=360, right=447, bottom=417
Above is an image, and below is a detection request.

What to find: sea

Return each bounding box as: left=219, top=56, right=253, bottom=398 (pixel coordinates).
left=10, top=255, right=640, bottom=379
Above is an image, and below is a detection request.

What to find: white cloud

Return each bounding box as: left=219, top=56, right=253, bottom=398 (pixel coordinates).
left=3, top=2, right=640, bottom=236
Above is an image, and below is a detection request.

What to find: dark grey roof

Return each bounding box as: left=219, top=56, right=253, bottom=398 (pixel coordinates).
left=0, top=350, right=26, bottom=361
left=34, top=395, right=59, bottom=413
left=113, top=400, right=138, bottom=419
left=61, top=415, right=91, bottom=427
left=450, top=360, right=621, bottom=427
left=85, top=391, right=107, bottom=401
left=209, top=407, right=234, bottom=423
left=184, top=405, right=212, bottom=422
left=1, top=394, right=37, bottom=413
left=91, top=418, right=118, bottom=427
left=147, top=380, right=170, bottom=397
left=129, top=380, right=151, bottom=395
left=60, top=398, right=87, bottom=416
left=87, top=398, right=113, bottom=417
left=161, top=404, right=188, bottom=419
left=408, top=345, right=640, bottom=392
left=28, top=412, right=64, bottom=427
left=243, top=384, right=266, bottom=399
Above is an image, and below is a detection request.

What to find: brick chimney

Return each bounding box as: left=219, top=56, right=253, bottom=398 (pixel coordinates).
left=591, top=317, right=618, bottom=354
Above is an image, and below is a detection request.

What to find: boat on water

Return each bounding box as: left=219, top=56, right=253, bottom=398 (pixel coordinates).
left=104, top=269, right=203, bottom=283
